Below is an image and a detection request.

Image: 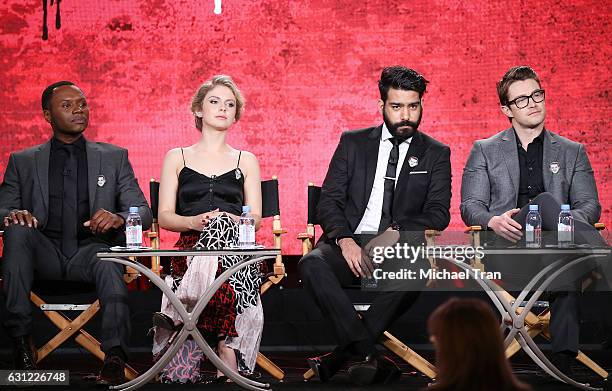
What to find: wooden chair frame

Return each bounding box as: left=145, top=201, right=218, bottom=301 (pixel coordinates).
left=0, top=231, right=139, bottom=380
left=298, top=183, right=436, bottom=381
left=466, top=224, right=609, bottom=380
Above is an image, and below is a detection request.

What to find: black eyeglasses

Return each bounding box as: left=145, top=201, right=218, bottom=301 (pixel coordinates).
left=506, top=89, right=545, bottom=109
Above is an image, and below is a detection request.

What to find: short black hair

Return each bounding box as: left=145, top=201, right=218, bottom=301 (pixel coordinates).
left=378, top=66, right=429, bottom=101
left=41, top=81, right=76, bottom=110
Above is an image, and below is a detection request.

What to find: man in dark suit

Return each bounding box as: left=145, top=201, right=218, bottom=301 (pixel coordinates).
left=0, top=81, right=152, bottom=385
left=460, top=65, right=609, bottom=374
left=299, top=66, right=451, bottom=385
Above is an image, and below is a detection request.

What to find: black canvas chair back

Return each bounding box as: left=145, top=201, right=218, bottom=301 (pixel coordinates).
left=149, top=180, right=160, bottom=220
left=261, top=178, right=280, bottom=218
left=307, top=184, right=321, bottom=225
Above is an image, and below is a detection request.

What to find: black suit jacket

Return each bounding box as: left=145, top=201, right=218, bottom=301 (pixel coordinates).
left=0, top=138, right=152, bottom=245
left=317, top=125, right=451, bottom=243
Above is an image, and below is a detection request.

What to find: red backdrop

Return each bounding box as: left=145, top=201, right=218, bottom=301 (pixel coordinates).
left=1, top=0, right=610, bottom=253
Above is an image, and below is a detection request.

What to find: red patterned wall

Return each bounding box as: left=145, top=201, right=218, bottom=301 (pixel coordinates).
left=1, top=1, right=610, bottom=253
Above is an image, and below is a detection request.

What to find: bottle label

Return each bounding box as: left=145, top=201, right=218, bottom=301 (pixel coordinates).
left=558, top=223, right=572, bottom=243
left=126, top=225, right=142, bottom=247
left=525, top=228, right=534, bottom=242
left=525, top=225, right=541, bottom=247
left=239, top=224, right=255, bottom=245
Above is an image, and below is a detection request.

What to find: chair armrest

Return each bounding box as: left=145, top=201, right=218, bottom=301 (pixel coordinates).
left=424, top=229, right=441, bottom=237
left=594, top=223, right=605, bottom=231
left=298, top=233, right=315, bottom=256
left=465, top=225, right=483, bottom=233
left=272, top=229, right=287, bottom=235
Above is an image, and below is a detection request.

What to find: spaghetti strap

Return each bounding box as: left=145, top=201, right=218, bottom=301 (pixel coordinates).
left=180, top=148, right=186, bottom=167
left=237, top=150, right=242, bottom=168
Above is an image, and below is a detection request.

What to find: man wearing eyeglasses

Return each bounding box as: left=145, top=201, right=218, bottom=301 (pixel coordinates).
left=460, top=65, right=606, bottom=374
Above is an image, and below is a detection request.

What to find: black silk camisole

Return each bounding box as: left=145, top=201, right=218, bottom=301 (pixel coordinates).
left=175, top=149, right=244, bottom=217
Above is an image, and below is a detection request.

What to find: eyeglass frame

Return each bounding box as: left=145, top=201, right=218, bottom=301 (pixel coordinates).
left=505, top=89, right=546, bottom=109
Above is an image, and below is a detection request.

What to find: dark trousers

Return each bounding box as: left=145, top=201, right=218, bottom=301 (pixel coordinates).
left=298, top=238, right=424, bottom=356
left=487, top=192, right=609, bottom=354
left=1, top=224, right=130, bottom=356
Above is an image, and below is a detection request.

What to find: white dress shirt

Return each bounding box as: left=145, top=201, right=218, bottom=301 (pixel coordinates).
left=354, top=124, right=412, bottom=234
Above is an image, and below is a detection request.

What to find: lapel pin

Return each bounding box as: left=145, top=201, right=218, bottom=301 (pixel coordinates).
left=550, top=162, right=560, bottom=174
left=408, top=156, right=419, bottom=168
left=235, top=168, right=242, bottom=180
left=97, top=174, right=106, bottom=187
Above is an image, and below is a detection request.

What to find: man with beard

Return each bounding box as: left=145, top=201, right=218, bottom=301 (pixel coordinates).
left=298, top=66, right=451, bottom=385
left=0, top=81, right=152, bottom=385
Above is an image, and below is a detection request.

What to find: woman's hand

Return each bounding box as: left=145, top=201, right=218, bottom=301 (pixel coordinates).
left=187, top=209, right=220, bottom=231
left=224, top=213, right=241, bottom=223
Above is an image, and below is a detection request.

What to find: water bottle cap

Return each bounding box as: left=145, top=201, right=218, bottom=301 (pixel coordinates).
left=561, top=204, right=570, bottom=210
left=242, top=205, right=250, bottom=213
left=129, top=206, right=139, bottom=213
left=529, top=205, right=539, bottom=211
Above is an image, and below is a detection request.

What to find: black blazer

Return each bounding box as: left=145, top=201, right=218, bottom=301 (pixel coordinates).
left=0, top=138, right=152, bottom=245
left=317, top=125, right=451, bottom=243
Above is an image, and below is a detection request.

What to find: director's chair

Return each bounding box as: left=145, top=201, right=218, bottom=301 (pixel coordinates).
left=0, top=231, right=139, bottom=380
left=466, top=224, right=609, bottom=381
left=298, top=183, right=437, bottom=381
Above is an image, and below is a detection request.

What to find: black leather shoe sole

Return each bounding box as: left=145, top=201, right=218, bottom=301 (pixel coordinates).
left=348, top=356, right=402, bottom=386
left=348, top=363, right=378, bottom=385
left=12, top=337, right=38, bottom=371
left=97, top=356, right=126, bottom=386
left=377, top=364, right=401, bottom=384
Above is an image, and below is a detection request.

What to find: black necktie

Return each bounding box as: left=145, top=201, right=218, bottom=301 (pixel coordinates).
left=379, top=138, right=401, bottom=232
left=61, top=145, right=78, bottom=257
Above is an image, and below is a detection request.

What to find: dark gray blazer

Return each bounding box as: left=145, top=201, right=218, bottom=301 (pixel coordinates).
left=460, top=128, right=601, bottom=228
left=0, top=138, right=152, bottom=243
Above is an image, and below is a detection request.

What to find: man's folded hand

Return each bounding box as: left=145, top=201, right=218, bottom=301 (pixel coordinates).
left=4, top=210, right=38, bottom=228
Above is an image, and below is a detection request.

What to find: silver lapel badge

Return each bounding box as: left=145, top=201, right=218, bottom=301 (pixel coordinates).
left=549, top=162, right=560, bottom=174
left=97, top=174, right=106, bottom=187
left=408, top=156, right=419, bottom=168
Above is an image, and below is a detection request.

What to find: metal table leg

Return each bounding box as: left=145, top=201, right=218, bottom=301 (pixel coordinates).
left=103, top=255, right=274, bottom=391
left=439, top=253, right=606, bottom=390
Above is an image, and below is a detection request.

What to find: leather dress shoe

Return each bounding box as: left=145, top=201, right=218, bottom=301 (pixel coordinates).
left=348, top=354, right=401, bottom=385
left=12, top=335, right=37, bottom=370
left=307, top=352, right=344, bottom=382
left=97, top=353, right=126, bottom=385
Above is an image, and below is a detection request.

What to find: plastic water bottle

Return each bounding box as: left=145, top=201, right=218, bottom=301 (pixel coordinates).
left=126, top=206, right=142, bottom=248
left=558, top=204, right=574, bottom=247
left=238, top=205, right=256, bottom=248
left=525, top=205, right=542, bottom=248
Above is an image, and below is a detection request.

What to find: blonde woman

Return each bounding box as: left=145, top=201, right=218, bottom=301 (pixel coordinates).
left=152, top=75, right=263, bottom=383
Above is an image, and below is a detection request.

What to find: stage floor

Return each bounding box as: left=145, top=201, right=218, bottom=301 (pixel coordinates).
left=0, top=349, right=609, bottom=390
